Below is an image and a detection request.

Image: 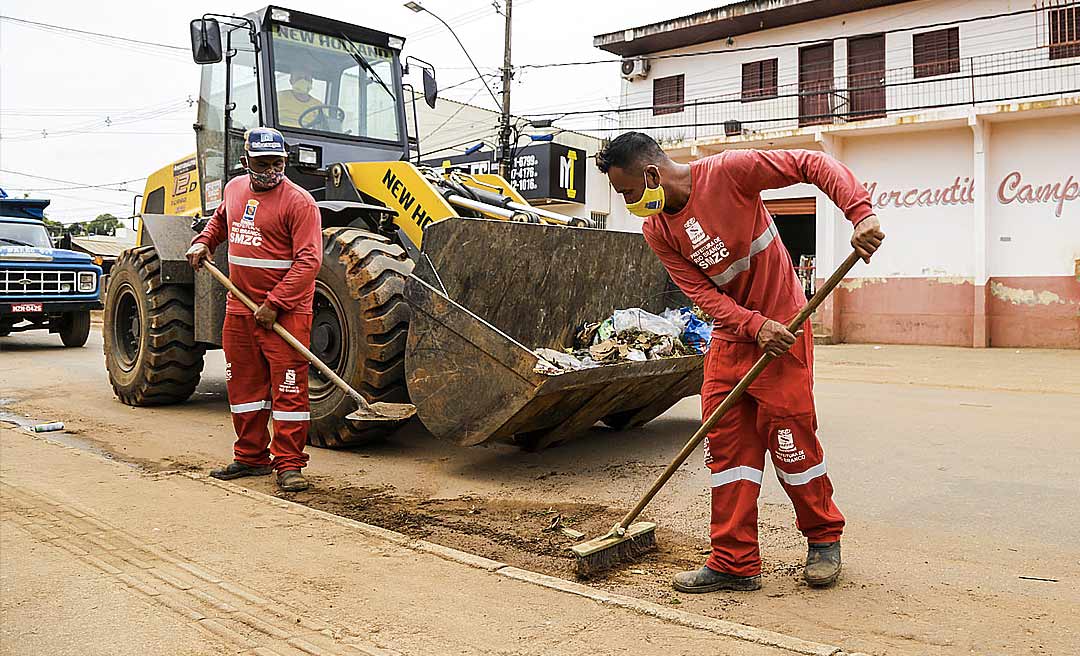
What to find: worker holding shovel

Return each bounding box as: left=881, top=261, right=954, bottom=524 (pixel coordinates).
left=185, top=127, right=322, bottom=493
left=597, top=132, right=884, bottom=592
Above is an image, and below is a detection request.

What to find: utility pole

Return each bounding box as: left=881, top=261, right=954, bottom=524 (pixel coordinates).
left=497, top=0, right=513, bottom=180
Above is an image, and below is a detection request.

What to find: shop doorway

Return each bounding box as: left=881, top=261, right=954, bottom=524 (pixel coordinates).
left=765, top=198, right=816, bottom=298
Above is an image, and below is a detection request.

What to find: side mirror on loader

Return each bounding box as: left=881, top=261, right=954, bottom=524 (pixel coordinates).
left=422, top=68, right=438, bottom=109
left=190, top=18, right=223, bottom=64
left=406, top=56, right=438, bottom=109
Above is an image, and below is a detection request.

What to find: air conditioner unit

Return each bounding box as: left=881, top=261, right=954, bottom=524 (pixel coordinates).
left=620, top=57, right=650, bottom=81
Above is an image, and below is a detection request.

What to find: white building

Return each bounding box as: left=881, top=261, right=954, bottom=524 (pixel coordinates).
left=586, top=0, right=1079, bottom=348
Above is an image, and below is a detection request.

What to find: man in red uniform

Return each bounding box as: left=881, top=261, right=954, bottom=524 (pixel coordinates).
left=186, top=127, right=322, bottom=492
left=597, top=132, right=884, bottom=592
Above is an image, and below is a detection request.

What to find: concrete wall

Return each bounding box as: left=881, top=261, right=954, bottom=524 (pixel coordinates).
left=818, top=113, right=1079, bottom=348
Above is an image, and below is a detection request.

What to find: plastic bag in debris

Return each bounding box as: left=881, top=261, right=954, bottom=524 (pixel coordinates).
left=611, top=308, right=682, bottom=339
left=596, top=317, right=615, bottom=342
left=534, top=348, right=587, bottom=374
left=626, top=349, right=647, bottom=362
left=647, top=335, right=675, bottom=359
left=683, top=314, right=712, bottom=354
left=662, top=307, right=712, bottom=354
left=661, top=307, right=691, bottom=330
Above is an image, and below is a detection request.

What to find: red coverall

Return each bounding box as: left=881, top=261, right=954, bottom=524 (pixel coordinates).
left=642, top=150, right=874, bottom=577
left=192, top=175, right=322, bottom=472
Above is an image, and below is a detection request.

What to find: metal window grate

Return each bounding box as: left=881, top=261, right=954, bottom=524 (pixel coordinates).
left=1047, top=4, right=1080, bottom=60
left=0, top=269, right=78, bottom=296
left=653, top=75, right=685, bottom=116
left=742, top=59, right=779, bottom=101
left=590, top=211, right=608, bottom=229
left=913, top=27, right=960, bottom=78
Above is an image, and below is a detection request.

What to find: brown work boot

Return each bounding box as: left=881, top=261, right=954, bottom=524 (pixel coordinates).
left=672, top=566, right=762, bottom=593
left=276, top=469, right=309, bottom=492
left=804, top=541, right=842, bottom=587
left=209, top=461, right=272, bottom=480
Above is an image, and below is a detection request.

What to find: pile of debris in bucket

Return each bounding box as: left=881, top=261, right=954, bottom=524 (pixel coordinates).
left=534, top=307, right=711, bottom=374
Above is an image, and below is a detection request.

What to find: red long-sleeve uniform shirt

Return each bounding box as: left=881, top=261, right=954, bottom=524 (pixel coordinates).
left=643, top=149, right=873, bottom=342
left=193, top=176, right=322, bottom=315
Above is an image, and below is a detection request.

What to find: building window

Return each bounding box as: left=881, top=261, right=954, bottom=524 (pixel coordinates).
left=741, top=59, right=778, bottom=101
left=1048, top=5, right=1080, bottom=60
left=590, top=211, right=608, bottom=229
left=912, top=27, right=959, bottom=78
left=652, top=75, right=684, bottom=116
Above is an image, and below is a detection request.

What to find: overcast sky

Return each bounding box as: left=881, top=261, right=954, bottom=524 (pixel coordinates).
left=0, top=0, right=720, bottom=224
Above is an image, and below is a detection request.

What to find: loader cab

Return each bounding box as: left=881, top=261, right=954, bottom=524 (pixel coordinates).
left=189, top=6, right=411, bottom=214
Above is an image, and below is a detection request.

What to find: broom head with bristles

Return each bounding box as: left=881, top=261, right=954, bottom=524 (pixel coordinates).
left=570, top=521, right=657, bottom=578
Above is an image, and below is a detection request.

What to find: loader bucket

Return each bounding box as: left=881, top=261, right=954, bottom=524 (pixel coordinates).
left=403, top=219, right=705, bottom=449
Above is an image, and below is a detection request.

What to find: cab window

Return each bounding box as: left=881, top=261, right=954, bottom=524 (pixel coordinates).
left=271, top=24, right=400, bottom=142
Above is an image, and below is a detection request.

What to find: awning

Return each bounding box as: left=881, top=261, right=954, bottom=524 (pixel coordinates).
left=764, top=197, right=815, bottom=216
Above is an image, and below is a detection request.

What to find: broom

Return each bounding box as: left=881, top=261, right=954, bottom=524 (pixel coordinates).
left=571, top=250, right=862, bottom=578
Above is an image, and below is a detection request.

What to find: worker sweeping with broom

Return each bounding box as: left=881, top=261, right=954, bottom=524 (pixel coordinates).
left=596, top=132, right=884, bottom=592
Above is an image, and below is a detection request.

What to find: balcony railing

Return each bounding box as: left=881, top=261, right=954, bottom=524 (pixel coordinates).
left=556, top=45, right=1080, bottom=144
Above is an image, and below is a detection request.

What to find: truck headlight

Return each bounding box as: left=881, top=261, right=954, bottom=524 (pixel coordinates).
left=78, top=271, right=97, bottom=293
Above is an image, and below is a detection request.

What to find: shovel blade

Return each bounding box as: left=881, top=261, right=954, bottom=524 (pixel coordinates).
left=346, top=402, right=417, bottom=424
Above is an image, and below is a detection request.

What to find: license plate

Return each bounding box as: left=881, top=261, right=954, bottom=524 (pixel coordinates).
left=11, top=303, right=43, bottom=313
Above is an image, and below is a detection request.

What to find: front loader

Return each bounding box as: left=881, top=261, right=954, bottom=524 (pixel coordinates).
left=103, top=6, right=704, bottom=450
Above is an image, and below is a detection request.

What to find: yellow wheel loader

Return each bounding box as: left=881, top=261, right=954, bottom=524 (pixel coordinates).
left=103, top=6, right=703, bottom=450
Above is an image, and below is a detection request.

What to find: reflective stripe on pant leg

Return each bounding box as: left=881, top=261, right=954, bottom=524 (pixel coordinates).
left=261, top=312, right=312, bottom=472
left=710, top=465, right=764, bottom=488
left=231, top=400, right=271, bottom=414
left=752, top=335, right=844, bottom=543
left=223, top=313, right=272, bottom=467
left=774, top=460, right=828, bottom=486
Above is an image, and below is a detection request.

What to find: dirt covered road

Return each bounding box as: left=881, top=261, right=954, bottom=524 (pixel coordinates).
left=2, top=328, right=1078, bottom=655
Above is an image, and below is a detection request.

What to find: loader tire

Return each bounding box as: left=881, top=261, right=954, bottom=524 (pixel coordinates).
left=104, top=247, right=205, bottom=405
left=307, top=227, right=413, bottom=448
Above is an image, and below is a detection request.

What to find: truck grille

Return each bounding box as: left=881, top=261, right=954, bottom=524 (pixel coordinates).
left=0, top=269, right=79, bottom=296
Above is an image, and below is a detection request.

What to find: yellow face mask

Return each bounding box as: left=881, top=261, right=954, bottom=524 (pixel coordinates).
left=293, top=77, right=313, bottom=95
left=625, top=168, right=666, bottom=217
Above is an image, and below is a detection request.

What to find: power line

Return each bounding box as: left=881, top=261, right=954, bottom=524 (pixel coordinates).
left=519, top=22, right=1051, bottom=115
left=1, top=98, right=194, bottom=141
left=0, top=169, right=147, bottom=191
left=518, top=1, right=1080, bottom=70
left=422, top=87, right=488, bottom=141
left=0, top=16, right=187, bottom=51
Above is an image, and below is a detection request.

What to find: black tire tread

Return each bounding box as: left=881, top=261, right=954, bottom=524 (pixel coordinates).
left=104, top=246, right=205, bottom=406
left=307, top=227, right=413, bottom=448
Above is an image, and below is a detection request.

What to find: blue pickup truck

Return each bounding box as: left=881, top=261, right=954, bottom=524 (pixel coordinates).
left=0, top=198, right=103, bottom=347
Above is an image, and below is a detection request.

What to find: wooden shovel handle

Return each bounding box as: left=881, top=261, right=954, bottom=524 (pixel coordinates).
left=202, top=261, right=367, bottom=406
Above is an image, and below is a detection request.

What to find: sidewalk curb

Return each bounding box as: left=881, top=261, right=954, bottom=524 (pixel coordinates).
left=186, top=473, right=855, bottom=656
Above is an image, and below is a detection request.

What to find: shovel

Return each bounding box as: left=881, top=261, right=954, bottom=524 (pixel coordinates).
left=203, top=261, right=416, bottom=424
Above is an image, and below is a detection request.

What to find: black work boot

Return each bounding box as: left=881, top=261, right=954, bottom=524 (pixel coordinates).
left=804, top=541, right=842, bottom=587
left=672, top=566, right=762, bottom=593
left=276, top=469, right=309, bottom=492
left=209, top=461, right=272, bottom=480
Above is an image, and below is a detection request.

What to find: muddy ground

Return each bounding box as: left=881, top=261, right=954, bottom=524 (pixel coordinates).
left=2, top=329, right=1079, bottom=655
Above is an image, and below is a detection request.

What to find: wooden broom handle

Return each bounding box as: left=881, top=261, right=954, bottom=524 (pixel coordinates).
left=617, top=250, right=862, bottom=530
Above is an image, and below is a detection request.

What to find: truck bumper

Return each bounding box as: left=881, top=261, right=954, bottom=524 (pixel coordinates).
left=1, top=299, right=103, bottom=332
